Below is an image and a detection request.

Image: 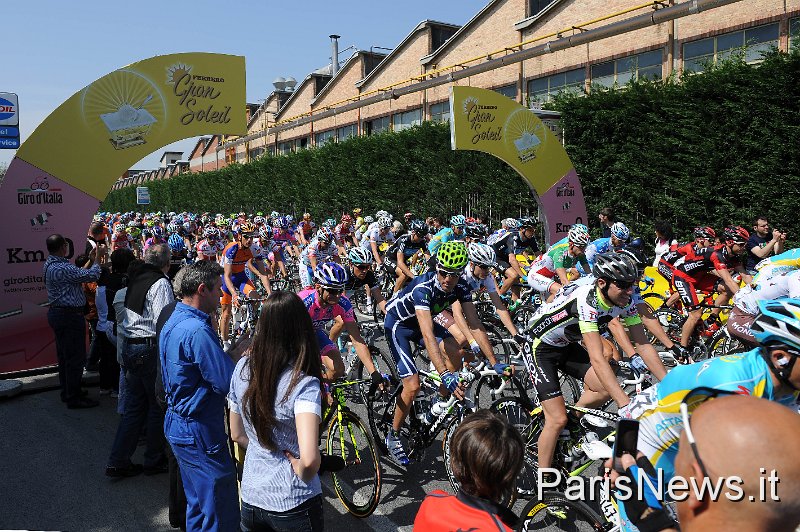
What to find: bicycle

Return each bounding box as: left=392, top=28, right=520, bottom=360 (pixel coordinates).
left=226, top=293, right=267, bottom=354
left=321, top=377, right=382, bottom=517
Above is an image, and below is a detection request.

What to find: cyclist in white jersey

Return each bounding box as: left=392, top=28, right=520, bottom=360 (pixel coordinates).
left=361, top=216, right=395, bottom=263
left=728, top=269, right=800, bottom=346
left=299, top=229, right=339, bottom=289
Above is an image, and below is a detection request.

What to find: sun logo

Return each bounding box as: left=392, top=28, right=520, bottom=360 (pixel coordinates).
left=462, top=96, right=479, bottom=115
left=166, top=64, right=192, bottom=85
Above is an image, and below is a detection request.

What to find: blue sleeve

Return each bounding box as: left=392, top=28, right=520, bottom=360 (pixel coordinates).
left=191, top=328, right=235, bottom=395
left=412, top=285, right=433, bottom=311
left=224, top=244, right=238, bottom=261
left=456, top=282, right=472, bottom=304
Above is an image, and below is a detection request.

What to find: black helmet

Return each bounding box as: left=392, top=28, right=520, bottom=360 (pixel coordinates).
left=619, top=247, right=647, bottom=277
left=409, top=219, right=429, bottom=236
left=518, top=216, right=538, bottom=229
left=592, top=252, right=638, bottom=283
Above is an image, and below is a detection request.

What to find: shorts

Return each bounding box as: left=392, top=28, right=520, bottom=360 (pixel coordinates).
left=727, top=307, right=756, bottom=345
left=315, top=329, right=339, bottom=358
left=496, top=259, right=512, bottom=272
left=220, top=272, right=255, bottom=305
left=528, top=271, right=556, bottom=294
left=299, top=263, right=314, bottom=289
left=671, top=272, right=699, bottom=308
left=656, top=260, right=675, bottom=284
left=384, top=314, right=452, bottom=378
left=521, top=340, right=592, bottom=401
left=432, top=310, right=456, bottom=329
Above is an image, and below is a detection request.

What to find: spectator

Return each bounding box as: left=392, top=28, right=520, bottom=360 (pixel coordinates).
left=44, top=233, right=104, bottom=409
left=77, top=253, right=102, bottom=372
left=414, top=410, right=524, bottom=531
left=95, top=248, right=135, bottom=396
left=228, top=290, right=324, bottom=532
left=607, top=395, right=800, bottom=531
left=653, top=219, right=678, bottom=266
left=106, top=244, right=172, bottom=478
left=160, top=261, right=239, bottom=531
left=599, top=207, right=615, bottom=238
left=745, top=216, right=786, bottom=273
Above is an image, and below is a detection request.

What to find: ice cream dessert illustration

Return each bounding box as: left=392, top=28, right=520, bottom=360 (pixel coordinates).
left=100, top=95, right=157, bottom=150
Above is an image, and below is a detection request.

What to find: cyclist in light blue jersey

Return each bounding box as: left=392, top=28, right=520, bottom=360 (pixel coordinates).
left=427, top=215, right=467, bottom=256
left=579, top=221, right=630, bottom=274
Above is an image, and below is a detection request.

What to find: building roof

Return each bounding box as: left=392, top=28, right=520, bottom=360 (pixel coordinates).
left=420, top=0, right=503, bottom=66
left=312, top=50, right=387, bottom=104
left=355, top=19, right=461, bottom=89
left=514, top=0, right=567, bottom=31
left=275, top=69, right=333, bottom=120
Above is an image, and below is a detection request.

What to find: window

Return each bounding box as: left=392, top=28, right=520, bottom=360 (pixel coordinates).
left=297, top=137, right=309, bottom=150
left=683, top=23, right=780, bottom=73
left=591, top=49, right=662, bottom=89
left=790, top=17, right=800, bottom=49
left=314, top=129, right=335, bottom=146
left=278, top=141, right=293, bottom=155
left=248, top=146, right=265, bottom=160
left=529, top=0, right=555, bottom=18
left=527, top=67, right=585, bottom=104
left=336, top=123, right=358, bottom=141
left=494, top=84, right=517, bottom=100
left=364, top=115, right=390, bottom=135
left=429, top=101, right=450, bottom=123
left=393, top=108, right=422, bottom=131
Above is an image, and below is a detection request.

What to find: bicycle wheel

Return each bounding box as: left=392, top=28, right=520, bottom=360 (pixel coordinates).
left=473, top=372, right=529, bottom=410
left=647, top=307, right=685, bottom=350
left=517, top=491, right=606, bottom=531
left=490, top=396, right=543, bottom=497
left=327, top=410, right=382, bottom=517
left=641, top=292, right=666, bottom=313
left=367, top=381, right=403, bottom=454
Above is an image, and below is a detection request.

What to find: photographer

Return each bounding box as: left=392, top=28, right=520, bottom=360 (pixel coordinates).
left=746, top=216, right=786, bottom=274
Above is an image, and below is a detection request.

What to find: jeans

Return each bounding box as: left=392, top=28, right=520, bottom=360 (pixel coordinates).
left=107, top=340, right=165, bottom=468
left=47, top=307, right=87, bottom=403
left=240, top=496, right=324, bottom=532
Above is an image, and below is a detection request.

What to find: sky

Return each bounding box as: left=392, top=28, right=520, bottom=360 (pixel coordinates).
left=2, top=0, right=484, bottom=171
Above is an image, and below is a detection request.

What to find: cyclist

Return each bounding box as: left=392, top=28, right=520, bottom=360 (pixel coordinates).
left=728, top=269, right=800, bottom=346
left=167, top=233, right=188, bottom=280
left=355, top=215, right=373, bottom=243
left=143, top=224, right=165, bottom=252
left=298, top=262, right=382, bottom=384
left=752, top=247, right=800, bottom=282
left=521, top=252, right=662, bottom=477
left=219, top=222, right=271, bottom=349
left=362, top=216, right=395, bottom=264
left=298, top=228, right=339, bottom=289
left=196, top=226, right=224, bottom=262
left=673, top=226, right=752, bottom=350
left=383, top=242, right=509, bottom=465
left=428, top=215, right=467, bottom=257
left=384, top=219, right=431, bottom=294
left=487, top=216, right=540, bottom=303
left=526, top=224, right=591, bottom=302
left=343, top=247, right=387, bottom=313
left=270, top=216, right=298, bottom=278
left=352, top=207, right=365, bottom=235
left=580, top=221, right=630, bottom=272
left=620, top=298, right=800, bottom=485
left=297, top=212, right=315, bottom=246
left=334, top=214, right=357, bottom=253
left=111, top=223, right=130, bottom=251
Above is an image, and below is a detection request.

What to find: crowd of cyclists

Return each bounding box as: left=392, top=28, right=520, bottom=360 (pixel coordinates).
left=92, top=205, right=800, bottom=530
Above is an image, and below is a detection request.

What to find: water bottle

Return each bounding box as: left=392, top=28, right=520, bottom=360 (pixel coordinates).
left=414, top=390, right=431, bottom=424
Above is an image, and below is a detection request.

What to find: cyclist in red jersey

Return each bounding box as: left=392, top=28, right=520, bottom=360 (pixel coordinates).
left=658, top=226, right=716, bottom=308
left=297, top=212, right=315, bottom=246
left=673, top=226, right=752, bottom=349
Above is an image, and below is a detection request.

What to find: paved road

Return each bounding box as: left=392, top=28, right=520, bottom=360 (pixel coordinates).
left=0, top=371, right=482, bottom=531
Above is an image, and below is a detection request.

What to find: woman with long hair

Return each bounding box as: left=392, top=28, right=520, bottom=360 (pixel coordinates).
left=228, top=290, right=325, bottom=531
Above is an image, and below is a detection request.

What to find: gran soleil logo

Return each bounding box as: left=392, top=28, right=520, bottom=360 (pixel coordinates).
left=166, top=63, right=232, bottom=127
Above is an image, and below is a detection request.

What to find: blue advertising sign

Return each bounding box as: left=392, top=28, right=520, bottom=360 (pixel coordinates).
left=0, top=93, right=19, bottom=127
left=0, top=137, right=20, bottom=149
left=0, top=126, right=19, bottom=137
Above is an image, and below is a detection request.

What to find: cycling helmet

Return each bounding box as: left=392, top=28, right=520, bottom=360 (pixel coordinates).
left=271, top=217, right=282, bottom=228
left=141, top=228, right=152, bottom=239
left=167, top=222, right=180, bottom=234
left=317, top=228, right=334, bottom=244
left=693, top=226, right=716, bottom=239
left=286, top=215, right=294, bottom=224
left=592, top=252, right=638, bottom=283
left=568, top=225, right=590, bottom=247
left=127, top=227, right=141, bottom=238
left=353, top=207, right=362, bottom=215
left=619, top=247, right=647, bottom=276
left=303, top=212, right=312, bottom=220
left=270, top=211, right=280, bottom=218
left=114, top=223, right=125, bottom=233
left=437, top=241, right=469, bottom=271
left=364, top=216, right=374, bottom=224
left=409, top=219, right=429, bottom=236
left=468, top=242, right=497, bottom=268
left=751, top=299, right=800, bottom=352
left=127, top=220, right=137, bottom=227
left=518, top=216, right=538, bottom=229
left=348, top=247, right=372, bottom=265
left=256, top=211, right=264, bottom=217
left=504, top=218, right=520, bottom=230
left=341, top=214, right=353, bottom=224
left=465, top=223, right=487, bottom=240
left=182, top=221, right=193, bottom=233
left=238, top=222, right=256, bottom=235
left=627, top=236, right=644, bottom=250
left=723, top=225, right=749, bottom=246
left=151, top=225, right=164, bottom=238
left=168, top=233, right=185, bottom=251
left=253, top=215, right=265, bottom=225
left=277, top=216, right=289, bottom=229
left=323, top=218, right=336, bottom=228
left=314, top=262, right=349, bottom=290
left=259, top=225, right=273, bottom=240
left=450, top=215, right=467, bottom=228
left=204, top=226, right=219, bottom=240
left=610, top=222, right=630, bottom=242
left=377, top=217, right=392, bottom=230
left=376, top=210, right=390, bottom=219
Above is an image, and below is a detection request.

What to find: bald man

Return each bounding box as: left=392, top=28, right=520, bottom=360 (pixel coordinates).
left=610, top=395, right=800, bottom=532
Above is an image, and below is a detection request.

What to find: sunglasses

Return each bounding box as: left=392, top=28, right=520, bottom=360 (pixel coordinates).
left=324, top=287, right=344, bottom=295
left=437, top=268, right=463, bottom=279
left=355, top=264, right=371, bottom=270
left=612, top=280, right=635, bottom=290
left=680, top=387, right=735, bottom=478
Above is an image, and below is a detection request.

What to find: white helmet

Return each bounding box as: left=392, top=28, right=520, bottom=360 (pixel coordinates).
left=568, top=225, right=590, bottom=247
left=378, top=216, right=392, bottom=229
left=468, top=242, right=497, bottom=267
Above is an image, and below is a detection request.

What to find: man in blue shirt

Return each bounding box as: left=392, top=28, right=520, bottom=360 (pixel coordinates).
left=160, top=261, right=238, bottom=531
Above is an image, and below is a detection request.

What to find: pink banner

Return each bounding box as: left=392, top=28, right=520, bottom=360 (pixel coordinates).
left=539, top=168, right=589, bottom=246
left=0, top=157, right=99, bottom=374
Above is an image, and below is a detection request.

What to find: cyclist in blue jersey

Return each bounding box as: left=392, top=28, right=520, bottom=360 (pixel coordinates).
left=620, top=298, right=800, bottom=484
left=427, top=215, right=467, bottom=256
left=383, top=241, right=509, bottom=465
left=580, top=221, right=630, bottom=274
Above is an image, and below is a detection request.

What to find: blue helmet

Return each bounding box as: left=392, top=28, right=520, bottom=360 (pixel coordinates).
left=610, top=222, right=630, bottom=242
left=348, top=247, right=372, bottom=265
left=314, top=262, right=349, bottom=290
left=450, top=215, right=466, bottom=228
left=168, top=233, right=185, bottom=251
left=751, top=299, right=800, bottom=352
left=151, top=225, right=164, bottom=238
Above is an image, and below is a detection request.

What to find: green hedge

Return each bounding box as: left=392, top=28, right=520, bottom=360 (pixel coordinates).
left=103, top=50, right=800, bottom=245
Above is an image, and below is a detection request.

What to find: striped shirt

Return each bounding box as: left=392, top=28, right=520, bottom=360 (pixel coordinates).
left=123, top=278, right=174, bottom=338
left=228, top=361, right=322, bottom=512
left=43, top=255, right=101, bottom=307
